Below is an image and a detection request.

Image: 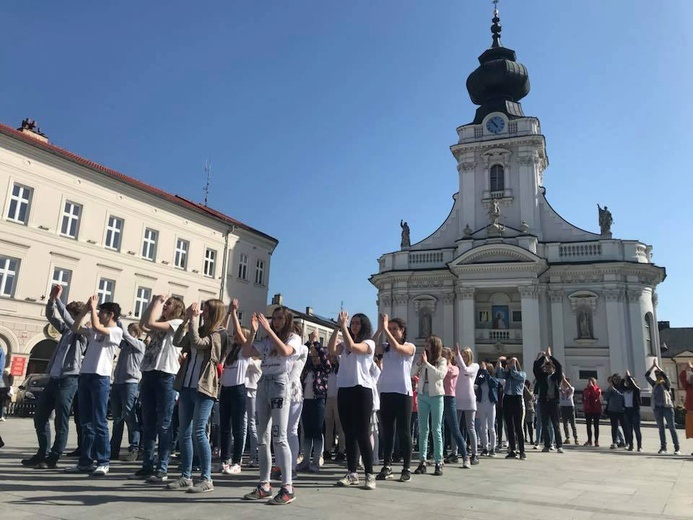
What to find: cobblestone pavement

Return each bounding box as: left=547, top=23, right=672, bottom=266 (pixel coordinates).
left=1, top=417, right=692, bottom=519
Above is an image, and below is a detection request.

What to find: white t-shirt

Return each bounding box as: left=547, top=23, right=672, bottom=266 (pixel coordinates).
left=80, top=327, right=122, bottom=377
left=378, top=342, right=415, bottom=396
left=221, top=352, right=251, bottom=387
left=183, top=348, right=203, bottom=389
left=327, top=371, right=338, bottom=398
left=336, top=340, right=375, bottom=389
left=245, top=358, right=262, bottom=390
left=304, top=372, right=315, bottom=400
left=141, top=319, right=184, bottom=375
left=254, top=334, right=302, bottom=376
left=370, top=363, right=381, bottom=411
left=454, top=358, right=479, bottom=411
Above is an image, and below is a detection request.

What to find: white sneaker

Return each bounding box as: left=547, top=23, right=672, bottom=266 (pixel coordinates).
left=0, top=417, right=6, bottom=422
left=674, top=450, right=681, bottom=456
left=364, top=473, right=376, bottom=490
left=91, top=465, right=110, bottom=476
left=335, top=473, right=360, bottom=487
left=229, top=463, right=242, bottom=474
left=220, top=462, right=232, bottom=474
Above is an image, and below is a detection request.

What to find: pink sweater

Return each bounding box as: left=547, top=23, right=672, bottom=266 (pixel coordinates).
left=444, top=364, right=459, bottom=397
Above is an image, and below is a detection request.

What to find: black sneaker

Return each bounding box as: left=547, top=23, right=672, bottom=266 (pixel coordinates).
left=433, top=464, right=443, bottom=476
left=444, top=454, right=459, bottom=464
left=335, top=452, right=346, bottom=462
left=505, top=451, right=517, bottom=459
left=21, top=455, right=43, bottom=468
left=35, top=455, right=59, bottom=469
left=399, top=469, right=411, bottom=482
left=65, top=448, right=81, bottom=458
left=480, top=449, right=489, bottom=457
left=267, top=486, right=295, bottom=505
left=519, top=452, right=527, bottom=460
left=376, top=465, right=393, bottom=481
left=323, top=451, right=333, bottom=461
left=128, top=468, right=155, bottom=480
left=413, top=462, right=427, bottom=475
left=470, top=455, right=480, bottom=465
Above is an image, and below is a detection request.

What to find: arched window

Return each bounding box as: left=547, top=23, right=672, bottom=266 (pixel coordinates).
left=644, top=313, right=655, bottom=355
left=490, top=164, right=505, bottom=192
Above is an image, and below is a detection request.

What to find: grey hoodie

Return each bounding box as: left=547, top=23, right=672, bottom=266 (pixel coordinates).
left=113, top=321, right=145, bottom=384
left=45, top=299, right=87, bottom=378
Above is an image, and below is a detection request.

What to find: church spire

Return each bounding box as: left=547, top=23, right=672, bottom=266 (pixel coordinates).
left=465, top=1, right=531, bottom=124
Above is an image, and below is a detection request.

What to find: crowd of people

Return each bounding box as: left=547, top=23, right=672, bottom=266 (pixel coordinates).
left=4, top=287, right=693, bottom=505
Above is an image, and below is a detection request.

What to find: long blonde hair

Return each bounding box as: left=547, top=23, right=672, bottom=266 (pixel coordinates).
left=462, top=347, right=474, bottom=366
left=201, top=299, right=226, bottom=336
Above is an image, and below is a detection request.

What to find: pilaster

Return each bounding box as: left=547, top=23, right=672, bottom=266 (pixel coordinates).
left=603, top=287, right=627, bottom=376
left=456, top=286, right=476, bottom=354
left=519, top=284, right=541, bottom=364
left=548, top=289, right=565, bottom=364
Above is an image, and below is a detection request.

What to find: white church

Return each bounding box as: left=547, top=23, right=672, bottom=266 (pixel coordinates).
left=370, top=8, right=665, bottom=399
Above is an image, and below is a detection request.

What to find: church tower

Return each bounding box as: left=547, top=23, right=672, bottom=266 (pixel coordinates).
left=371, top=5, right=665, bottom=398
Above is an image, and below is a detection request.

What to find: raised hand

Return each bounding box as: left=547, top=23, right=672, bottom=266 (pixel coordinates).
left=88, top=295, right=98, bottom=311
left=338, top=310, right=349, bottom=328
left=258, top=314, right=272, bottom=332
left=547, top=346, right=552, bottom=357
left=250, top=313, right=259, bottom=334
left=310, top=329, right=318, bottom=342
left=382, top=314, right=389, bottom=330
left=421, top=348, right=428, bottom=364
left=191, top=301, right=200, bottom=318
left=455, top=343, right=461, bottom=356
left=155, top=294, right=167, bottom=304
left=231, top=298, right=239, bottom=311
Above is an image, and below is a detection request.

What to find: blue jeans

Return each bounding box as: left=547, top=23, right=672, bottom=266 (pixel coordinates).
left=140, top=370, right=176, bottom=473
left=623, top=407, right=642, bottom=449
left=110, top=383, right=141, bottom=457
left=78, top=374, right=111, bottom=466
left=219, top=384, right=246, bottom=464
left=178, top=387, right=215, bottom=481
left=301, top=397, right=326, bottom=461
left=443, top=396, right=467, bottom=458
left=653, top=406, right=680, bottom=451
left=33, top=376, right=78, bottom=459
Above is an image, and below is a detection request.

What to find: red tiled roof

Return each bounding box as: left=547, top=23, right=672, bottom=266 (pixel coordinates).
left=0, top=122, right=278, bottom=245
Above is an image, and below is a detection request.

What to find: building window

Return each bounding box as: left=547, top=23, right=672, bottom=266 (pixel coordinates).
left=142, top=228, right=158, bottom=261
left=7, top=183, right=32, bottom=224
left=238, top=253, right=248, bottom=280
left=105, top=216, right=124, bottom=251
left=490, top=164, right=505, bottom=192
left=204, top=248, right=216, bottom=277
left=0, top=256, right=19, bottom=297
left=134, top=286, right=151, bottom=319
left=174, top=239, right=189, bottom=270
left=645, top=312, right=655, bottom=355
left=255, top=259, right=265, bottom=285
left=51, top=267, right=72, bottom=303
left=97, top=278, right=115, bottom=304
left=512, top=311, right=522, bottom=322
left=60, top=201, right=82, bottom=239
left=237, top=311, right=244, bottom=325
left=578, top=370, right=598, bottom=380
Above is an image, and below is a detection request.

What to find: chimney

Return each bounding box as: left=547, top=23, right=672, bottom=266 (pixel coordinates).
left=305, top=306, right=313, bottom=316
left=271, top=293, right=283, bottom=306
left=17, top=118, right=49, bottom=143
left=658, top=321, right=670, bottom=332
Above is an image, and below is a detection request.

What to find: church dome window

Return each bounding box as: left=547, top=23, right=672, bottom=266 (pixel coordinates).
left=490, top=164, right=505, bottom=194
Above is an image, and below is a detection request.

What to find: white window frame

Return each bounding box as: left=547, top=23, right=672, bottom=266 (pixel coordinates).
left=174, top=239, right=189, bottom=270
left=60, top=201, right=82, bottom=239
left=0, top=256, right=20, bottom=297
left=142, top=228, right=158, bottom=261
left=238, top=253, right=248, bottom=280
left=255, top=259, right=265, bottom=285
left=203, top=248, right=217, bottom=277
left=490, top=164, right=505, bottom=192
left=97, top=278, right=116, bottom=304
left=7, top=183, right=32, bottom=224
left=105, top=216, right=124, bottom=251
left=51, top=267, right=72, bottom=303
left=133, top=286, right=152, bottom=319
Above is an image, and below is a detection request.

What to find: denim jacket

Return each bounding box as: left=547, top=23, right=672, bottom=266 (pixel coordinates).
left=475, top=368, right=499, bottom=403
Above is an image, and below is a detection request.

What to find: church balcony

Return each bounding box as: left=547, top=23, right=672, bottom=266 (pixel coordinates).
left=377, top=249, right=455, bottom=272
left=476, top=328, right=523, bottom=343
left=545, top=240, right=653, bottom=264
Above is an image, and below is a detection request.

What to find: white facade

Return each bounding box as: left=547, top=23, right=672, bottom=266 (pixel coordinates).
left=0, top=121, right=277, bottom=378
left=371, top=44, right=665, bottom=399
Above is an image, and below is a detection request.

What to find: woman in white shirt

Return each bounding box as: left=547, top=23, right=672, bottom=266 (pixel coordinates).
left=287, top=324, right=309, bottom=478
left=329, top=310, right=377, bottom=490
left=65, top=296, right=123, bottom=476
left=218, top=300, right=251, bottom=475
left=454, top=345, right=480, bottom=465
left=411, top=335, right=447, bottom=476
left=241, top=307, right=302, bottom=506
left=373, top=314, right=415, bottom=483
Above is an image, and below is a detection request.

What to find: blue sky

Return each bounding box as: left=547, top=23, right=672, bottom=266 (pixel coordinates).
left=1, top=1, right=690, bottom=327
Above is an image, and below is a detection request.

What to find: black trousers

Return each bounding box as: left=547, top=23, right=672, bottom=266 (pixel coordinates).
left=338, top=385, right=373, bottom=474
left=540, top=399, right=563, bottom=448
left=585, top=413, right=600, bottom=443
left=380, top=392, right=413, bottom=470
left=503, top=395, right=525, bottom=454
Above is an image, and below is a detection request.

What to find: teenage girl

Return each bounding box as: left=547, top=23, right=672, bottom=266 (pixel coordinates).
left=454, top=346, right=480, bottom=465
left=412, top=335, right=447, bottom=476
left=242, top=307, right=302, bottom=505
left=329, top=310, right=377, bottom=490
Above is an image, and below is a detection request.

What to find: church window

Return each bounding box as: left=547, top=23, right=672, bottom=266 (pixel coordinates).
left=644, top=313, right=655, bottom=355
left=490, top=164, right=505, bottom=192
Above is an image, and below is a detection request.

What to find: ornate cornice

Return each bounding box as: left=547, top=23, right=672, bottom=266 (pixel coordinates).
left=409, top=276, right=448, bottom=289
left=603, top=288, right=625, bottom=302
left=517, top=151, right=540, bottom=166
left=456, top=286, right=476, bottom=299
left=568, top=290, right=598, bottom=312
left=442, top=292, right=456, bottom=305
left=380, top=295, right=392, bottom=306
left=458, top=161, right=477, bottom=173
left=413, top=296, right=437, bottom=313
left=548, top=290, right=564, bottom=303
left=627, top=288, right=643, bottom=302
left=518, top=284, right=539, bottom=299
left=393, top=294, right=409, bottom=306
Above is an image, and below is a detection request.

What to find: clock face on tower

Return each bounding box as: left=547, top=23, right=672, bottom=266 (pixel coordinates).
left=486, top=116, right=505, bottom=134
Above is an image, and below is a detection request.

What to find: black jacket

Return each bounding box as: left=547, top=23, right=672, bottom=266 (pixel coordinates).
left=533, top=355, right=563, bottom=402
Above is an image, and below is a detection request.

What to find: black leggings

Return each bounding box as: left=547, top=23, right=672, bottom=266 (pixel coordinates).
left=380, top=392, right=413, bottom=470
left=503, top=395, right=525, bottom=454
left=609, top=413, right=625, bottom=445
left=338, top=386, right=373, bottom=474
left=585, top=413, right=600, bottom=443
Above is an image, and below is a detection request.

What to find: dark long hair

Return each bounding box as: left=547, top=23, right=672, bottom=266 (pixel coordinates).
left=389, top=317, right=407, bottom=341
left=350, top=313, right=373, bottom=344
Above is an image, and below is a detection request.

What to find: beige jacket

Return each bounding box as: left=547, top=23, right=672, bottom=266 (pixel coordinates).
left=173, top=316, right=224, bottom=399
left=411, top=357, right=447, bottom=397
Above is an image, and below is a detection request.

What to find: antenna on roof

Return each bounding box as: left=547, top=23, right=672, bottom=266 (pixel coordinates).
left=203, top=158, right=211, bottom=207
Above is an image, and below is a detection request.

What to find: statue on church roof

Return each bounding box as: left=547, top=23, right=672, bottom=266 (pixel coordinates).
left=400, top=220, right=411, bottom=249
left=488, top=199, right=501, bottom=226
left=598, top=204, right=613, bottom=238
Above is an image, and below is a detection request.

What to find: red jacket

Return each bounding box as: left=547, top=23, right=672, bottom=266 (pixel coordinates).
left=679, top=369, right=693, bottom=411
left=582, top=384, right=602, bottom=415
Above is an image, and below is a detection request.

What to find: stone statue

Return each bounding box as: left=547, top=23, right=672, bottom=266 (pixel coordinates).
left=578, top=307, right=593, bottom=339
left=488, top=200, right=501, bottom=225
left=597, top=204, right=613, bottom=237
left=400, top=220, right=411, bottom=249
